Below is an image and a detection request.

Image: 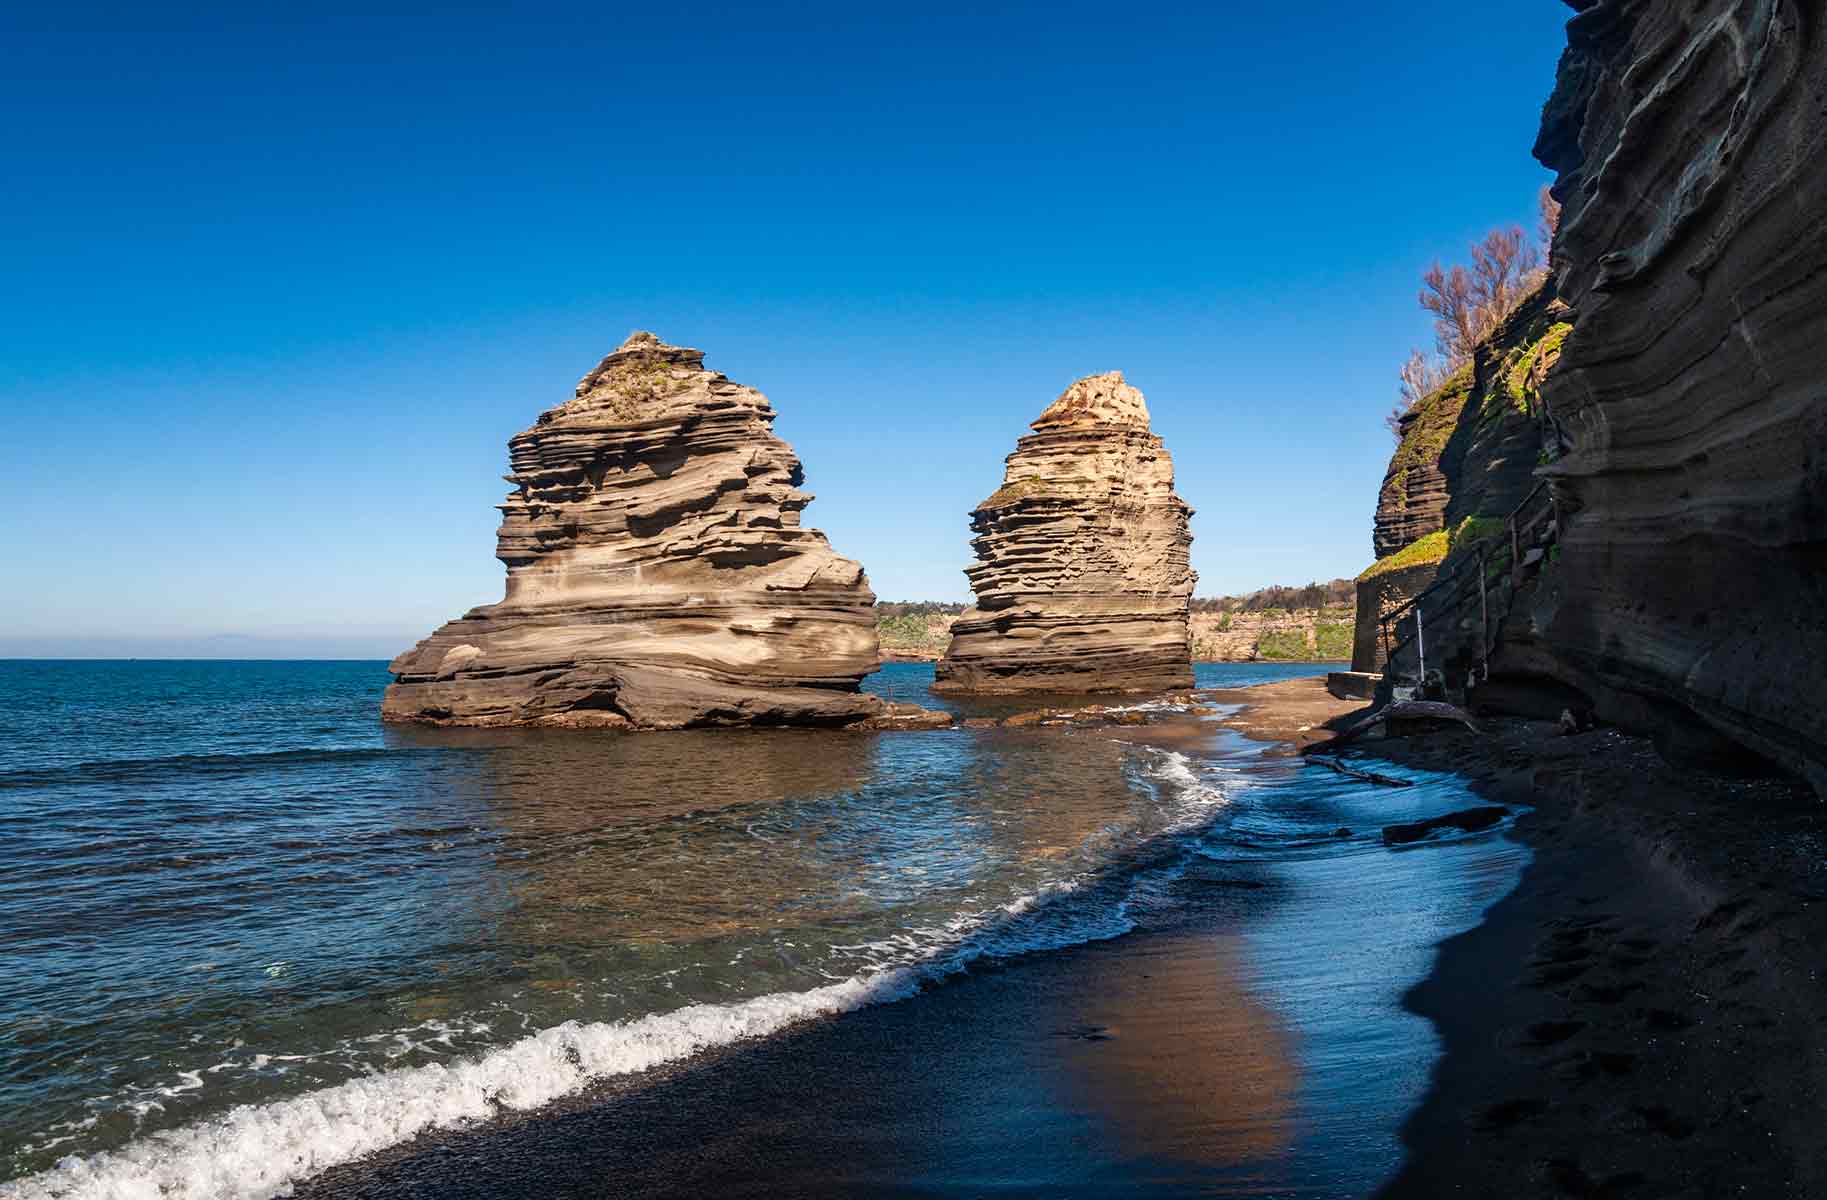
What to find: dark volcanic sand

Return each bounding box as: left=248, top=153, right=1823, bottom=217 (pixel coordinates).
left=301, top=918, right=1308, bottom=1199
left=294, top=692, right=1523, bottom=1200
left=1370, top=725, right=1827, bottom=1199
left=1225, top=678, right=1827, bottom=1199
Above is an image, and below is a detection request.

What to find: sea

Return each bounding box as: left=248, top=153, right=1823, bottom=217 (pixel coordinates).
left=0, top=660, right=1527, bottom=1199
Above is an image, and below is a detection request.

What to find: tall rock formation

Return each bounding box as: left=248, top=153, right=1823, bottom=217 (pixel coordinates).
left=934, top=372, right=1195, bottom=694
left=384, top=333, right=923, bottom=730
left=1522, top=0, right=1827, bottom=791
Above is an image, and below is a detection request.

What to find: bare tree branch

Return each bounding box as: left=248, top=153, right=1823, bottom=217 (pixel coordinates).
left=1387, top=349, right=1447, bottom=438
left=1538, top=184, right=1562, bottom=247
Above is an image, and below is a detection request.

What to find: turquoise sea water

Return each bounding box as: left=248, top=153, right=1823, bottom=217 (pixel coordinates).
left=0, top=660, right=1524, bottom=1198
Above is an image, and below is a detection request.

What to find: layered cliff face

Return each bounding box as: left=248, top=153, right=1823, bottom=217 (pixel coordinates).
left=1373, top=367, right=1473, bottom=560
left=384, top=332, right=909, bottom=730
left=1526, top=0, right=1827, bottom=791
left=1355, top=288, right=1571, bottom=671
left=934, top=372, right=1195, bottom=694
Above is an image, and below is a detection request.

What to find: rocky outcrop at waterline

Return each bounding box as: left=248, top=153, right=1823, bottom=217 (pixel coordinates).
left=384, top=332, right=946, bottom=731
left=934, top=372, right=1195, bottom=694
left=1513, top=0, right=1827, bottom=792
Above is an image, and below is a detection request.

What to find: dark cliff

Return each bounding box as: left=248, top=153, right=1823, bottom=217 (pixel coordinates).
left=1521, top=0, right=1827, bottom=793
left=1353, top=288, right=1571, bottom=671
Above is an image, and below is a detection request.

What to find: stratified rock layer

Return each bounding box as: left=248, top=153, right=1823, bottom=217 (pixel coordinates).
left=934, top=372, right=1195, bottom=694
left=1354, top=287, right=1571, bottom=672
left=384, top=333, right=904, bottom=730
left=1527, top=0, right=1827, bottom=792
left=1373, top=368, right=1471, bottom=561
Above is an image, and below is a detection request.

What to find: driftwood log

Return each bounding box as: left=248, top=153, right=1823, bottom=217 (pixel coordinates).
left=1307, top=755, right=1414, bottom=788
left=1307, top=700, right=1484, bottom=755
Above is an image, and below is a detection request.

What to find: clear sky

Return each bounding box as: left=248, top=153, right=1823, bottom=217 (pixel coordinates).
left=1, top=2, right=1572, bottom=657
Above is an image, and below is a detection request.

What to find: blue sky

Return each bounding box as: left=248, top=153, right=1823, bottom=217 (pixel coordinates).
left=1, top=2, right=1571, bottom=657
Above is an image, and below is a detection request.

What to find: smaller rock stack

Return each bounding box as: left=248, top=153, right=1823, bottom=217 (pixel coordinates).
left=935, top=372, right=1195, bottom=694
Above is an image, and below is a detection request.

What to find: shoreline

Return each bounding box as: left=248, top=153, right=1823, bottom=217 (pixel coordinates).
left=285, top=677, right=1501, bottom=1200
left=1216, top=677, right=1827, bottom=1198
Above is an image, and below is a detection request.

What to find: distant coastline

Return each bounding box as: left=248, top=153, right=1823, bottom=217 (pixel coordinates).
left=878, top=580, right=1356, bottom=665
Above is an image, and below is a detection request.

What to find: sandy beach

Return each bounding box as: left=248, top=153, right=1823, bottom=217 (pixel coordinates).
left=286, top=676, right=1548, bottom=1200
left=1217, top=678, right=1827, bottom=1198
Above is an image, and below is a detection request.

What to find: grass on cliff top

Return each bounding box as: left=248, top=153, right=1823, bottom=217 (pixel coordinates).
left=579, top=361, right=693, bottom=419
left=1359, top=530, right=1449, bottom=582
left=1358, top=514, right=1509, bottom=583
left=1386, top=364, right=1474, bottom=496
left=980, top=475, right=1046, bottom=509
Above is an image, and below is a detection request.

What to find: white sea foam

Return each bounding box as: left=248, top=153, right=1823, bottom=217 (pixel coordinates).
left=1, top=877, right=1144, bottom=1200
left=4, top=744, right=1234, bottom=1200
left=2, top=973, right=923, bottom=1200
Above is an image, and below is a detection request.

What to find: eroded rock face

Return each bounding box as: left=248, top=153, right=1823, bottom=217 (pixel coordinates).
left=1529, top=0, right=1827, bottom=793
left=1354, top=287, right=1569, bottom=673
left=383, top=332, right=905, bottom=730
left=1373, top=370, right=1470, bottom=561
left=934, top=372, right=1195, bottom=694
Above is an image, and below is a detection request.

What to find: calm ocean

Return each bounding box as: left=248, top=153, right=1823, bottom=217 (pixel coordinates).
left=0, top=660, right=1525, bottom=1198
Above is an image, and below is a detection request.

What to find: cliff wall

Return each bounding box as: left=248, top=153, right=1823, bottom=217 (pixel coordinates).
left=1525, top=0, right=1827, bottom=791
left=1354, top=288, right=1570, bottom=669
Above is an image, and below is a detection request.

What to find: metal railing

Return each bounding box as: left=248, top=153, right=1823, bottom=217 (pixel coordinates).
left=1376, top=481, right=1557, bottom=688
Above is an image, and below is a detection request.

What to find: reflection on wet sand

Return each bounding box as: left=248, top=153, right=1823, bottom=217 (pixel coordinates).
left=1049, top=929, right=1299, bottom=1171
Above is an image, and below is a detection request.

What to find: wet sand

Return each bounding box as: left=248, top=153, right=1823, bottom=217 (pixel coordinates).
left=295, top=696, right=1516, bottom=1200
left=1219, top=678, right=1827, bottom=1199
left=301, top=917, right=1315, bottom=1199
left=294, top=676, right=1827, bottom=1198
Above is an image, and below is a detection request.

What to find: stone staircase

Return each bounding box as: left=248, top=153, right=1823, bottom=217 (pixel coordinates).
left=1376, top=481, right=1559, bottom=698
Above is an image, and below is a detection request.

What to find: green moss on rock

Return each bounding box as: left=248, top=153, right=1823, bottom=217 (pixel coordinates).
left=1390, top=366, right=1474, bottom=480
left=1502, top=321, right=1574, bottom=416
left=1359, top=529, right=1450, bottom=582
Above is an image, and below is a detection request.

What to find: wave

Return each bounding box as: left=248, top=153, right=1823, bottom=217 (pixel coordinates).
left=2, top=745, right=1229, bottom=1200
left=0, top=746, right=447, bottom=790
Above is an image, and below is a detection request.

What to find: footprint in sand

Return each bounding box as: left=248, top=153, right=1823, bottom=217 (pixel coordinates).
left=1551, top=1049, right=1637, bottom=1083
left=1632, top=1104, right=1696, bottom=1140
left=1577, top=980, right=1647, bottom=1005
left=1635, top=1007, right=1694, bottom=1032
left=1476, top=1097, right=1549, bottom=1132
left=1520, top=1019, right=1587, bottom=1048
left=1541, top=1159, right=1650, bottom=1198
left=1531, top=961, right=1592, bottom=987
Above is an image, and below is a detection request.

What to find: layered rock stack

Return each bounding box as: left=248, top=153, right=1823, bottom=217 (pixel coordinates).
left=934, top=372, right=1195, bottom=694
left=384, top=332, right=938, bottom=730
left=1523, top=0, right=1827, bottom=791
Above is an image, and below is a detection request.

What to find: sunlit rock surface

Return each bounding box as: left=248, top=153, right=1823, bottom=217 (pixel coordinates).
left=935, top=372, right=1195, bottom=694
left=1527, top=0, right=1827, bottom=790
left=384, top=333, right=934, bottom=730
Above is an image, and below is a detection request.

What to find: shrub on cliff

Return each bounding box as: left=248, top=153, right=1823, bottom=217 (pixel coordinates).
left=1388, top=202, right=1553, bottom=438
